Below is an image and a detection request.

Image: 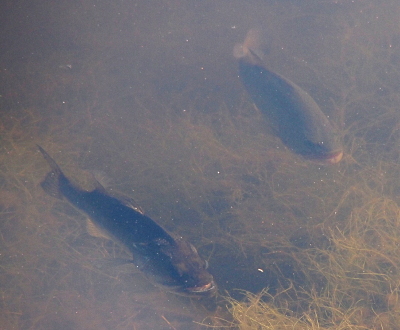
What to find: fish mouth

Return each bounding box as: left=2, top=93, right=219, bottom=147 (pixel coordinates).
left=308, top=150, right=343, bottom=165
left=321, top=150, right=343, bottom=164
left=187, top=281, right=217, bottom=294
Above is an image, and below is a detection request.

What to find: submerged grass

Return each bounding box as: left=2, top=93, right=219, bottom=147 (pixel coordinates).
left=3, top=1, right=400, bottom=329
left=205, top=190, right=400, bottom=329
left=201, top=2, right=400, bottom=329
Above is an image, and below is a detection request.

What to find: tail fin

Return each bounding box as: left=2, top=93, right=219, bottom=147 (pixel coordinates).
left=37, top=145, right=65, bottom=199
left=233, top=29, right=264, bottom=64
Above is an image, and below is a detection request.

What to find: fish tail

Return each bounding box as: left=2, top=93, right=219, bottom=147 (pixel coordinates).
left=233, top=29, right=264, bottom=64
left=37, top=145, right=66, bottom=199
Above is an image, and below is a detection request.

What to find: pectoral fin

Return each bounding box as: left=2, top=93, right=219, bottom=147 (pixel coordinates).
left=86, top=218, right=111, bottom=239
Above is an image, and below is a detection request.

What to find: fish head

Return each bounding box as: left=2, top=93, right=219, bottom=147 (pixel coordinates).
left=290, top=115, right=343, bottom=164
left=299, top=138, right=343, bottom=164
left=168, top=238, right=217, bottom=297
left=295, top=119, right=344, bottom=165
left=136, top=236, right=217, bottom=298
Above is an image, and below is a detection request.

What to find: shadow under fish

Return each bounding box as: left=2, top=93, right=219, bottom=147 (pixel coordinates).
left=37, top=146, right=217, bottom=298
left=234, top=29, right=343, bottom=164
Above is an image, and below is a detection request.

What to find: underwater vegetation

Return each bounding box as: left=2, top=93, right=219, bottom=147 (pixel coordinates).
left=206, top=193, right=400, bottom=329
left=2, top=0, right=400, bottom=329
left=202, top=2, right=400, bottom=328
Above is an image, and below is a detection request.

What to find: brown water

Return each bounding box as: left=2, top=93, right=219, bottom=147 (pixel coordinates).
left=2, top=0, right=400, bottom=329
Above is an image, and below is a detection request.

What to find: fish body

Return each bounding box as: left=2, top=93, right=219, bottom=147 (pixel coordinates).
left=38, top=146, right=216, bottom=297
left=234, top=29, right=343, bottom=164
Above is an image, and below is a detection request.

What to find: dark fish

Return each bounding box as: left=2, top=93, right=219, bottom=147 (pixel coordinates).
left=37, top=146, right=216, bottom=297
left=234, top=29, right=343, bottom=164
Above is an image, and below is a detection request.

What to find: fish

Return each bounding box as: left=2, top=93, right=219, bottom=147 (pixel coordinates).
left=37, top=145, right=217, bottom=298
left=234, top=29, right=343, bottom=164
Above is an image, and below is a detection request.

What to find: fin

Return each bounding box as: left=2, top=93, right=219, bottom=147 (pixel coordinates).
left=92, top=180, right=108, bottom=194
left=86, top=218, right=112, bottom=240
left=103, top=188, right=145, bottom=215
left=37, top=145, right=63, bottom=175
left=121, top=197, right=145, bottom=215
left=90, top=170, right=145, bottom=215
left=91, top=170, right=109, bottom=194
left=233, top=29, right=265, bottom=64
left=95, top=189, right=145, bottom=215
left=40, top=172, right=64, bottom=199
left=37, top=145, right=65, bottom=199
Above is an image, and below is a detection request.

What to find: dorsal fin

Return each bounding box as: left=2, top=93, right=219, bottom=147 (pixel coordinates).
left=38, top=145, right=66, bottom=200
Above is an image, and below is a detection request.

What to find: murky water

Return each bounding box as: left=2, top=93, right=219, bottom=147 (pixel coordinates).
left=2, top=0, right=400, bottom=329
